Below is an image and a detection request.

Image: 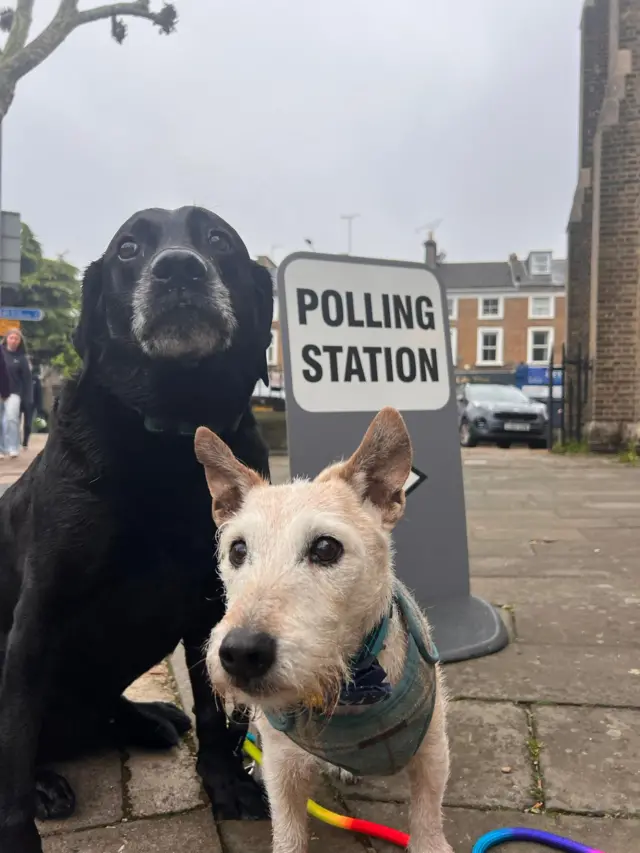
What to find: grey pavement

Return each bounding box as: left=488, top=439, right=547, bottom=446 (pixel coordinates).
left=6, top=442, right=636, bottom=852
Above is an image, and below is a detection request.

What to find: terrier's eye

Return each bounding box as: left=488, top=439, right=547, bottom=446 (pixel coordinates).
left=229, top=539, right=248, bottom=568
left=309, top=536, right=343, bottom=566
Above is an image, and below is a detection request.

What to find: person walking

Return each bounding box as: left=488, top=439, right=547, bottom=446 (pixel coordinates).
left=22, top=362, right=44, bottom=448
left=0, top=348, right=11, bottom=435
left=0, top=328, right=32, bottom=459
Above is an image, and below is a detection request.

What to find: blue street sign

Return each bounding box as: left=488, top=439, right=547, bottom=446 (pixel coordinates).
left=0, top=307, right=44, bottom=322
left=515, top=364, right=562, bottom=388
left=525, top=366, right=562, bottom=386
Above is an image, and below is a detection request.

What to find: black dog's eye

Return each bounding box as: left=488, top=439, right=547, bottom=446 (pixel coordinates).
left=208, top=230, right=232, bottom=253
left=309, top=536, right=343, bottom=566
left=118, top=240, right=139, bottom=261
left=229, top=539, right=248, bottom=568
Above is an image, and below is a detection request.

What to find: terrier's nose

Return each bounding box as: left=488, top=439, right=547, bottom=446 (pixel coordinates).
left=219, top=628, right=277, bottom=680
left=150, top=248, right=208, bottom=283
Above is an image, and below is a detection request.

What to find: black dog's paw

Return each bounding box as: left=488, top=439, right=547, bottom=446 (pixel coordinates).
left=35, top=769, right=76, bottom=821
left=138, top=701, right=192, bottom=736
left=116, top=699, right=191, bottom=749
left=199, top=758, right=270, bottom=821
left=0, top=820, right=43, bottom=853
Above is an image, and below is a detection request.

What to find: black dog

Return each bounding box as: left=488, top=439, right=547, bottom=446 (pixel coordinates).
left=0, top=206, right=274, bottom=852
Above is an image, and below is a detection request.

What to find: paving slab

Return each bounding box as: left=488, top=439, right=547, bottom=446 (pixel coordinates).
left=218, top=819, right=368, bottom=852
left=446, top=701, right=532, bottom=810
left=535, top=705, right=640, bottom=816
left=126, top=742, right=204, bottom=818
left=333, top=702, right=532, bottom=811
left=471, top=577, right=640, bottom=647
left=472, top=526, right=588, bottom=542
left=532, top=539, right=640, bottom=558
left=468, top=540, right=536, bottom=558
left=42, top=809, right=221, bottom=853
left=444, top=644, right=640, bottom=706
left=124, top=662, right=179, bottom=704
left=348, top=803, right=640, bottom=853
left=38, top=752, right=123, bottom=836
left=471, top=577, right=639, bottom=606
left=470, top=555, right=617, bottom=580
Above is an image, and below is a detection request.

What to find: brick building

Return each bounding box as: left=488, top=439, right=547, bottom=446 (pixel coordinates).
left=567, top=0, right=640, bottom=449
left=255, top=246, right=567, bottom=397
left=424, top=238, right=567, bottom=372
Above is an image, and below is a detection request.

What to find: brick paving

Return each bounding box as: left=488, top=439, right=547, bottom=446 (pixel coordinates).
left=4, top=442, right=638, bottom=851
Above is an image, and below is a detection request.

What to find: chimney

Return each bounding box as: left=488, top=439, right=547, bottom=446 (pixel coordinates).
left=424, top=232, right=438, bottom=269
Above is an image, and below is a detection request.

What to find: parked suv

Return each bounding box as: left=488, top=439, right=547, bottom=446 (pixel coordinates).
left=457, top=383, right=548, bottom=449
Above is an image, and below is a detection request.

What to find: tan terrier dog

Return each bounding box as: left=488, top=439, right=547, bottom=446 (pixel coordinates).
left=195, top=407, right=454, bottom=853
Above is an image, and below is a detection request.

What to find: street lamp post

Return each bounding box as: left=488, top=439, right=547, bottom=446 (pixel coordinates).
left=340, top=213, right=360, bottom=255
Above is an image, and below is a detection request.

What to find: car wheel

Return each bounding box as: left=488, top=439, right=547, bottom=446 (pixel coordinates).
left=528, top=440, right=547, bottom=450
left=459, top=420, right=477, bottom=448
left=497, top=441, right=511, bottom=449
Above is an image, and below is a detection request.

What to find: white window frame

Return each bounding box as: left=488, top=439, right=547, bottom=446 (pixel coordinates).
left=528, top=295, right=555, bottom=320
left=447, top=296, right=458, bottom=321
left=449, top=327, right=458, bottom=365
left=527, top=326, right=555, bottom=366
left=478, top=296, right=504, bottom=320
left=476, top=327, right=504, bottom=367
left=529, top=252, right=552, bottom=276
left=267, top=329, right=279, bottom=367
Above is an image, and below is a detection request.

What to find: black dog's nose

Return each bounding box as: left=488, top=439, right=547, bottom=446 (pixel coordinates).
left=150, top=249, right=208, bottom=283
left=219, top=628, right=277, bottom=680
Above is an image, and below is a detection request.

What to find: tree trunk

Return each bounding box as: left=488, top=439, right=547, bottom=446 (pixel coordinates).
left=0, top=81, right=17, bottom=124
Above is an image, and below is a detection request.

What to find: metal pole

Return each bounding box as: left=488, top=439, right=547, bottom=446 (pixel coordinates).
left=576, top=342, right=583, bottom=444
left=0, top=120, right=3, bottom=309
left=340, top=213, right=360, bottom=255
left=547, top=346, right=554, bottom=451
left=560, top=344, right=566, bottom=446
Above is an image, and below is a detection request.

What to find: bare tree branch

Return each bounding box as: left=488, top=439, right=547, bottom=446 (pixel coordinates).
left=0, top=1, right=176, bottom=87
left=77, top=1, right=152, bottom=26
left=3, top=0, right=35, bottom=58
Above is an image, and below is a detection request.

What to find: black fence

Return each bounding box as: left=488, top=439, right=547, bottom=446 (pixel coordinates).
left=545, top=344, right=592, bottom=449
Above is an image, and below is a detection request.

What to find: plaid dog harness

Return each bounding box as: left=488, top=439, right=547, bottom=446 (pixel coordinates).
left=264, top=585, right=439, bottom=777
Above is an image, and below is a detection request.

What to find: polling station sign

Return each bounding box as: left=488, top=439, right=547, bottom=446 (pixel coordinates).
left=284, top=258, right=450, bottom=413
left=278, top=253, right=509, bottom=664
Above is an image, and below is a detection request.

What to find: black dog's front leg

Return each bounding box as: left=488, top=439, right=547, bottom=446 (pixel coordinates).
left=183, top=627, right=269, bottom=820
left=0, top=578, right=57, bottom=853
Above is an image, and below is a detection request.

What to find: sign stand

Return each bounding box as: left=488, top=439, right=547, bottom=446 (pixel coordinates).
left=277, top=252, right=508, bottom=663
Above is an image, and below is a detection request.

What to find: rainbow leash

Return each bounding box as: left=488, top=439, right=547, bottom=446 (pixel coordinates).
left=243, top=733, right=606, bottom=852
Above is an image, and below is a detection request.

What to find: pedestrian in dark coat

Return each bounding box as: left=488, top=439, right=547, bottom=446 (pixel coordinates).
left=0, top=329, right=32, bottom=458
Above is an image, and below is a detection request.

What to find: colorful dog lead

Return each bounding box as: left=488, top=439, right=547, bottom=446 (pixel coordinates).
left=243, top=733, right=606, bottom=852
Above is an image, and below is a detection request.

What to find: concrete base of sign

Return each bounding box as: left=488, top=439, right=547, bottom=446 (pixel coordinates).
left=425, top=594, right=509, bottom=664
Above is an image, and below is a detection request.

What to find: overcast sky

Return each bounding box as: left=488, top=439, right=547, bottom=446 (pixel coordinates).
left=3, top=0, right=584, bottom=271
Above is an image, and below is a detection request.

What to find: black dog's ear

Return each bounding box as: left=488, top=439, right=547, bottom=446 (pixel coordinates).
left=73, top=257, right=107, bottom=365
left=250, top=261, right=275, bottom=385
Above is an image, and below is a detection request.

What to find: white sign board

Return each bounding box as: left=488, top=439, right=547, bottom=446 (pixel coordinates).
left=284, top=258, right=450, bottom=413
left=278, top=252, right=509, bottom=663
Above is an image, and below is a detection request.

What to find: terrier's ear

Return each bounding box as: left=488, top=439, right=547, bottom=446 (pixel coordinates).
left=194, top=427, right=264, bottom=526
left=317, top=407, right=412, bottom=530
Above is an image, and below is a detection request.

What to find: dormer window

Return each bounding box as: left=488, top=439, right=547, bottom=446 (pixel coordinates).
left=529, top=252, right=552, bottom=276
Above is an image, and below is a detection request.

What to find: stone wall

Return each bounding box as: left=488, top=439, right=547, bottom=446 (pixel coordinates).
left=567, top=0, right=640, bottom=448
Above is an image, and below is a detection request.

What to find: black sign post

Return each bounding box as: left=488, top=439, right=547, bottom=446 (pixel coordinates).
left=277, top=252, right=509, bottom=663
